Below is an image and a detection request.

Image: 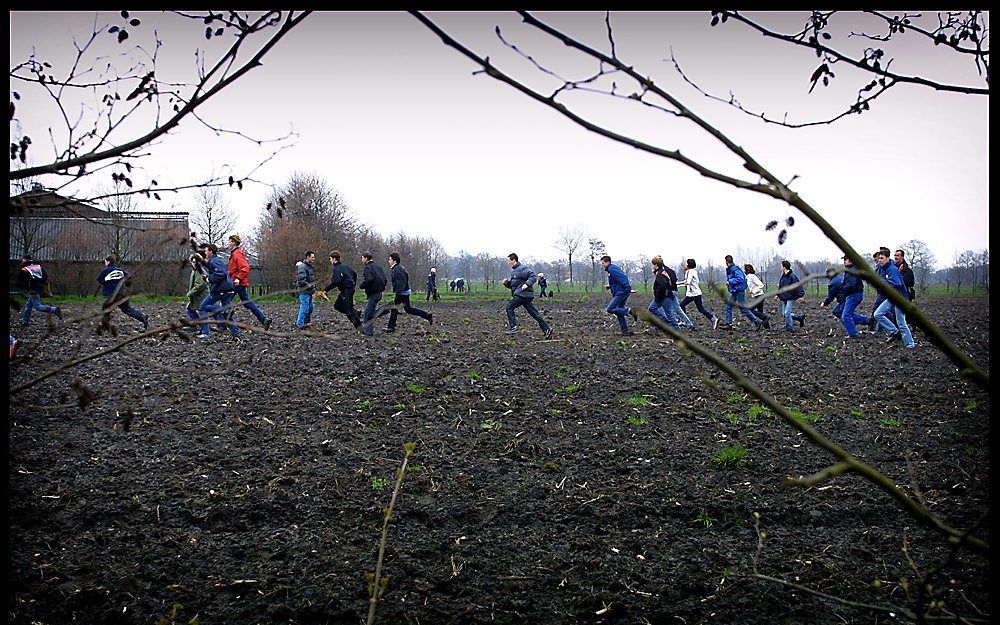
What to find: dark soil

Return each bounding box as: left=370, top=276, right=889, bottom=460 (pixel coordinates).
left=8, top=295, right=991, bottom=625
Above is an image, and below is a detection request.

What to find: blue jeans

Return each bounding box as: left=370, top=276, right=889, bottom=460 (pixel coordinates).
left=22, top=292, right=58, bottom=325
left=874, top=298, right=914, bottom=348
left=840, top=293, right=869, bottom=337
left=199, top=292, right=240, bottom=336
left=362, top=293, right=382, bottom=336
left=297, top=293, right=314, bottom=328
left=506, top=296, right=550, bottom=332
left=648, top=297, right=679, bottom=329
left=724, top=290, right=761, bottom=326
left=781, top=299, right=803, bottom=331
left=233, top=285, right=267, bottom=324
left=606, top=292, right=631, bottom=333
left=665, top=293, right=693, bottom=326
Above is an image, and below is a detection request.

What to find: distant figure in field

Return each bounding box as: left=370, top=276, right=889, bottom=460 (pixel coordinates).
left=227, top=234, right=272, bottom=331
left=723, top=255, right=764, bottom=331
left=775, top=259, right=806, bottom=332
left=449, top=278, right=456, bottom=293
left=358, top=252, right=387, bottom=337
left=294, top=251, right=317, bottom=329
left=97, top=254, right=149, bottom=334
left=426, top=268, right=439, bottom=301
left=377, top=252, right=434, bottom=333
left=196, top=245, right=240, bottom=340
left=601, top=255, right=635, bottom=336
left=317, top=250, right=363, bottom=331
left=677, top=259, right=719, bottom=329
left=743, top=264, right=770, bottom=329
left=537, top=273, right=548, bottom=298
left=17, top=254, right=62, bottom=326
left=456, top=277, right=466, bottom=293
left=501, top=252, right=552, bottom=338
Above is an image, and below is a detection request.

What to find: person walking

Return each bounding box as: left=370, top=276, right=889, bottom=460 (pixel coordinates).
left=601, top=255, right=634, bottom=336
left=821, top=255, right=870, bottom=338
left=358, top=252, right=387, bottom=337
left=195, top=244, right=240, bottom=339
left=226, top=234, right=272, bottom=330
left=295, top=251, right=317, bottom=329
left=538, top=273, right=548, bottom=298
left=97, top=254, right=149, bottom=333
left=723, top=255, right=764, bottom=331
left=426, top=268, right=439, bottom=302
left=873, top=249, right=916, bottom=349
left=677, top=259, right=719, bottom=329
left=501, top=252, right=552, bottom=337
left=317, top=250, right=363, bottom=331
left=17, top=255, right=62, bottom=325
left=643, top=255, right=680, bottom=330
left=744, top=264, right=770, bottom=329
left=775, top=260, right=806, bottom=332
left=378, top=252, right=434, bottom=333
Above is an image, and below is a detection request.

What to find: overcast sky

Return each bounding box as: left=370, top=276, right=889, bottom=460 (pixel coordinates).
left=10, top=11, right=990, bottom=268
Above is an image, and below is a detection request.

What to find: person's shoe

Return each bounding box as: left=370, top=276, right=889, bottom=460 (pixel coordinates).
left=628, top=307, right=638, bottom=322
left=798, top=314, right=806, bottom=328
left=885, top=332, right=901, bottom=343
left=762, top=319, right=771, bottom=329
left=195, top=333, right=210, bottom=340
left=54, top=307, right=64, bottom=321
left=142, top=316, right=150, bottom=331
left=543, top=326, right=553, bottom=339
left=712, top=317, right=720, bottom=330
left=428, top=313, right=434, bottom=326
left=262, top=317, right=273, bottom=331
left=10, top=338, right=21, bottom=360
left=384, top=327, right=396, bottom=334
left=505, top=326, right=520, bottom=335
left=754, top=321, right=764, bottom=332
left=621, top=330, right=635, bottom=336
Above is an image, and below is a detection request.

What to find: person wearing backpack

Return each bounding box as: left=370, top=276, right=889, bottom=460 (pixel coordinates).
left=775, top=259, right=806, bottom=332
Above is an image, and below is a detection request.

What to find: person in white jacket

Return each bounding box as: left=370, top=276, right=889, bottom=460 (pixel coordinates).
left=743, top=264, right=771, bottom=329
left=677, top=259, right=719, bottom=329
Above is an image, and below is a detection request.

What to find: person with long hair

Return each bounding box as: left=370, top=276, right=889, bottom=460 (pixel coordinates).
left=677, top=258, right=719, bottom=329
left=743, top=263, right=770, bottom=329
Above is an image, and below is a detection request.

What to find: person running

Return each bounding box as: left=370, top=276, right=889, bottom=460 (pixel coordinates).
left=426, top=268, right=439, bottom=302
left=643, top=255, right=680, bottom=330
left=677, top=258, right=719, bottom=329
left=97, top=254, right=149, bottom=333
left=664, top=261, right=694, bottom=328
left=317, top=250, right=363, bottom=331
left=873, top=249, right=916, bottom=349
left=601, top=255, right=634, bottom=336
left=17, top=254, right=62, bottom=326
left=723, top=255, right=764, bottom=331
left=226, top=234, right=272, bottom=330
left=183, top=254, right=209, bottom=331
left=358, top=252, right=387, bottom=337
left=501, top=252, right=552, bottom=337
left=196, top=244, right=240, bottom=340
left=775, top=260, right=806, bottom=332
left=295, top=251, right=317, bottom=329
left=821, top=255, right=870, bottom=338
left=744, top=264, right=770, bottom=329
left=378, top=252, right=433, bottom=333
left=894, top=248, right=916, bottom=301
left=538, top=273, right=548, bottom=298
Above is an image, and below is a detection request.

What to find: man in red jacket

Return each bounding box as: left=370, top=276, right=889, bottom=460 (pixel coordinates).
left=226, top=234, right=272, bottom=331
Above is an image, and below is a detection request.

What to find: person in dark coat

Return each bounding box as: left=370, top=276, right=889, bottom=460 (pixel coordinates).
left=18, top=255, right=62, bottom=325
left=317, top=250, right=363, bottom=331
left=195, top=244, right=240, bottom=339
left=644, top=255, right=679, bottom=329
left=821, top=255, right=870, bottom=338
left=537, top=273, right=548, bottom=298
left=502, top=252, right=552, bottom=337
left=97, top=254, right=149, bottom=333
left=426, top=268, right=439, bottom=302
left=358, top=252, right=387, bottom=337
left=377, top=252, right=433, bottom=333
left=775, top=259, right=806, bottom=332
left=295, top=251, right=317, bottom=329
left=894, top=248, right=916, bottom=301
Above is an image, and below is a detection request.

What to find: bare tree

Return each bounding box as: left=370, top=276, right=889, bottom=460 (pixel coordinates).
left=190, top=186, right=238, bottom=249
left=554, top=224, right=586, bottom=286
left=900, top=239, right=936, bottom=295
left=588, top=237, right=606, bottom=288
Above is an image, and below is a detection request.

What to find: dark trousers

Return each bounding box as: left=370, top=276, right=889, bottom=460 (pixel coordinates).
left=506, top=296, right=549, bottom=332
left=680, top=295, right=716, bottom=321
left=101, top=292, right=146, bottom=328
left=362, top=293, right=382, bottom=336
left=378, top=293, right=431, bottom=330
left=334, top=287, right=362, bottom=329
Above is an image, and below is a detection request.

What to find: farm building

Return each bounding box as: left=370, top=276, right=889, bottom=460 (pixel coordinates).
left=9, top=189, right=191, bottom=296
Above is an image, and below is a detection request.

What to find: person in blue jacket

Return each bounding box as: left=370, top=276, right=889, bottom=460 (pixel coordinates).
left=873, top=249, right=915, bottom=348
left=723, top=255, right=764, bottom=331
left=601, top=255, right=634, bottom=336
left=97, top=254, right=149, bottom=333
left=775, top=259, right=806, bottom=332
left=821, top=255, right=870, bottom=338
left=501, top=252, right=552, bottom=337
left=195, top=244, right=240, bottom=339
